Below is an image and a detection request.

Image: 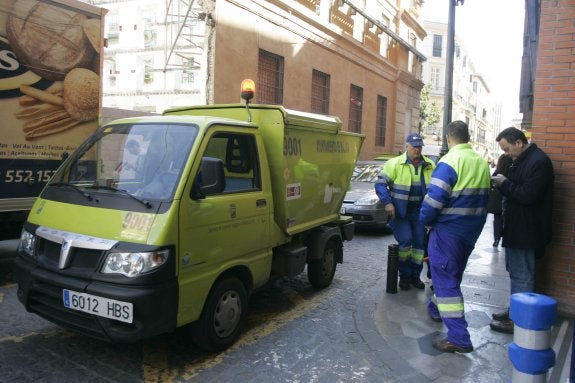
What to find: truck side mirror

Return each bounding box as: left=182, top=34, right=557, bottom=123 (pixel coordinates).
left=191, top=157, right=226, bottom=200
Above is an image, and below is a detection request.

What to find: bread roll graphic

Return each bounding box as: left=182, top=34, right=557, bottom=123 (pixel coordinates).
left=6, top=0, right=95, bottom=81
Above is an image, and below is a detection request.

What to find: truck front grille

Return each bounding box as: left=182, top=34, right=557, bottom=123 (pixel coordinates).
left=38, top=237, right=105, bottom=273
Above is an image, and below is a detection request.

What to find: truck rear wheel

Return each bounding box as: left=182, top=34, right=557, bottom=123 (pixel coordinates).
left=190, top=277, right=247, bottom=352
left=307, top=239, right=339, bottom=288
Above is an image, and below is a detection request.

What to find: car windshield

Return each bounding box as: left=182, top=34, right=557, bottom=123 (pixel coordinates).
left=49, top=122, right=198, bottom=201
left=351, top=163, right=384, bottom=183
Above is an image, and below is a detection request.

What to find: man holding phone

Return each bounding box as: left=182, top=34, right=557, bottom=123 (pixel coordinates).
left=489, top=127, right=554, bottom=334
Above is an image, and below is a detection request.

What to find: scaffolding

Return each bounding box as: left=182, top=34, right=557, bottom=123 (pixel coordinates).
left=163, top=0, right=204, bottom=73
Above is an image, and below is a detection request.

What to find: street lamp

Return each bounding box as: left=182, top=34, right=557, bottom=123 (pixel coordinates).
left=441, top=0, right=465, bottom=156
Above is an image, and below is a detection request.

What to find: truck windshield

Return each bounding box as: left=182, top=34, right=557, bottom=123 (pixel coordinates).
left=50, top=123, right=198, bottom=201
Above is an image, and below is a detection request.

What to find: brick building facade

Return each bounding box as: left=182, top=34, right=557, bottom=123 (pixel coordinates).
left=529, top=0, right=575, bottom=315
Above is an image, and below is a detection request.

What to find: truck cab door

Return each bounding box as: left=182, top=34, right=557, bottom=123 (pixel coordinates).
left=177, top=127, right=272, bottom=321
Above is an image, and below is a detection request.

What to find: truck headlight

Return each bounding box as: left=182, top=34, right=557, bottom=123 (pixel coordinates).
left=355, top=195, right=380, bottom=206
left=19, top=229, right=37, bottom=258
left=102, top=249, right=169, bottom=277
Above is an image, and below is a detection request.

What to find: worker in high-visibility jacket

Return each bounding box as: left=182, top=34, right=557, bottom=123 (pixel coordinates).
left=375, top=133, right=435, bottom=290
left=420, top=120, right=491, bottom=354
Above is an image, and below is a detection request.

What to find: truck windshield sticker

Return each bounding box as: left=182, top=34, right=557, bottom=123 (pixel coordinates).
left=286, top=183, right=301, bottom=200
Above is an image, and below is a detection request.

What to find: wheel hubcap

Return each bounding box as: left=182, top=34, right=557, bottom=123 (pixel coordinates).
left=213, top=290, right=241, bottom=338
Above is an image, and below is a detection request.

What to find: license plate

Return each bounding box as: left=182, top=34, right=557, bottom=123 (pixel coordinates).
left=63, top=289, right=133, bottom=324
left=340, top=207, right=346, bottom=214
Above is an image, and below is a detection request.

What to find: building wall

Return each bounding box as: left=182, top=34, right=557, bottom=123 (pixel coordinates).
left=204, top=0, right=426, bottom=160
left=93, top=0, right=426, bottom=160
left=532, top=0, right=575, bottom=316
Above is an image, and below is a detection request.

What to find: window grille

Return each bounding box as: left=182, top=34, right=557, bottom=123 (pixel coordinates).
left=375, top=95, right=387, bottom=146
left=257, top=50, right=284, bottom=104
left=348, top=84, right=363, bottom=133
left=311, top=69, right=330, bottom=114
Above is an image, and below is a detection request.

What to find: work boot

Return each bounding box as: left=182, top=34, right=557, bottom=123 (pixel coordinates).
left=493, top=239, right=500, bottom=247
left=398, top=278, right=411, bottom=290
left=492, top=308, right=510, bottom=321
left=410, top=277, right=425, bottom=290
left=432, top=339, right=473, bottom=353
left=490, top=319, right=514, bottom=334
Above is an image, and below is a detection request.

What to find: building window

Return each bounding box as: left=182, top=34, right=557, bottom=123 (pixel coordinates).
left=431, top=67, right=441, bottom=90
left=477, top=127, right=486, bottom=145
left=348, top=84, right=363, bottom=133
left=432, top=34, right=442, bottom=57
left=380, top=15, right=390, bottom=57
left=311, top=69, right=330, bottom=114
left=144, top=60, right=153, bottom=84
left=144, top=29, right=157, bottom=48
left=182, top=71, right=194, bottom=84
left=257, top=49, right=284, bottom=104
left=107, top=13, right=120, bottom=42
left=375, top=95, right=387, bottom=146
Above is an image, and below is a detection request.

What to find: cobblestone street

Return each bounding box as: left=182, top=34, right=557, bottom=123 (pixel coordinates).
left=0, top=217, right=572, bottom=382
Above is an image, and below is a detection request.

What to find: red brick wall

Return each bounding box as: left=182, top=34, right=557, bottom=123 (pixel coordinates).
left=533, top=0, right=575, bottom=315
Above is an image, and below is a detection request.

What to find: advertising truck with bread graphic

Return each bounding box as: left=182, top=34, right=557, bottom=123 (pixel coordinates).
left=13, top=79, right=365, bottom=351
left=0, top=0, right=106, bottom=239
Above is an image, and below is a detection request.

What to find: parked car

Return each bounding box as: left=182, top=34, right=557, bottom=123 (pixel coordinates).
left=341, top=160, right=391, bottom=232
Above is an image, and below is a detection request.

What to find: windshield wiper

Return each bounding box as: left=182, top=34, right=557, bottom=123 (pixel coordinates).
left=86, top=184, right=153, bottom=208
left=49, top=182, right=95, bottom=202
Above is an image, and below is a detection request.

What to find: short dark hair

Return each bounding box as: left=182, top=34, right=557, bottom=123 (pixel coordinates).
left=446, top=120, right=470, bottom=143
left=496, top=127, right=528, bottom=144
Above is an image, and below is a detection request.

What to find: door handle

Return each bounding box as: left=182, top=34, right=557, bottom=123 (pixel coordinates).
left=256, top=199, right=266, bottom=207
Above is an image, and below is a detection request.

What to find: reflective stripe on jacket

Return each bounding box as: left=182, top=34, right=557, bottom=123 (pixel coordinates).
left=375, top=152, right=435, bottom=219
left=420, top=143, right=491, bottom=244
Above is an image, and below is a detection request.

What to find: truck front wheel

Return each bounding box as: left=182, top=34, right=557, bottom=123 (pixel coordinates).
left=307, top=239, right=339, bottom=288
left=190, top=277, right=247, bottom=352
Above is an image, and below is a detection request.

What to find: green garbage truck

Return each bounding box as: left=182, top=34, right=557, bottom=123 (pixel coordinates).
left=14, top=87, right=365, bottom=351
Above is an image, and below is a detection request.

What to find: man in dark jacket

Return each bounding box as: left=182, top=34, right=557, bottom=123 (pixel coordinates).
left=489, top=127, right=554, bottom=333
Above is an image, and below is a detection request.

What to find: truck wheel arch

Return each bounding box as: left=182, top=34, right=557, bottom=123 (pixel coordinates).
left=305, top=225, right=343, bottom=263
left=305, top=226, right=343, bottom=288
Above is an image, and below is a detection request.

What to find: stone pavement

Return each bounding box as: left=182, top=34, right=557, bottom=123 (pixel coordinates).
left=366, top=215, right=574, bottom=382
left=0, top=218, right=573, bottom=382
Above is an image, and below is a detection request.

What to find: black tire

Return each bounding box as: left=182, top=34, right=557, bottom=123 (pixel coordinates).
left=307, top=239, right=339, bottom=288
left=190, top=277, right=247, bottom=352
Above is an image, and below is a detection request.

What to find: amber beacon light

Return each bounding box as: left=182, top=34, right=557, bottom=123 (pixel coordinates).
left=241, top=79, right=255, bottom=102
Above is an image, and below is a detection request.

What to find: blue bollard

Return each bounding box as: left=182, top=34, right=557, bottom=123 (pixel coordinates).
left=508, top=293, right=557, bottom=383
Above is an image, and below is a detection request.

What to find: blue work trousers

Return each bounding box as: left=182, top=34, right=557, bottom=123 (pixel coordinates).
left=392, top=210, right=425, bottom=279
left=426, top=229, right=474, bottom=347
